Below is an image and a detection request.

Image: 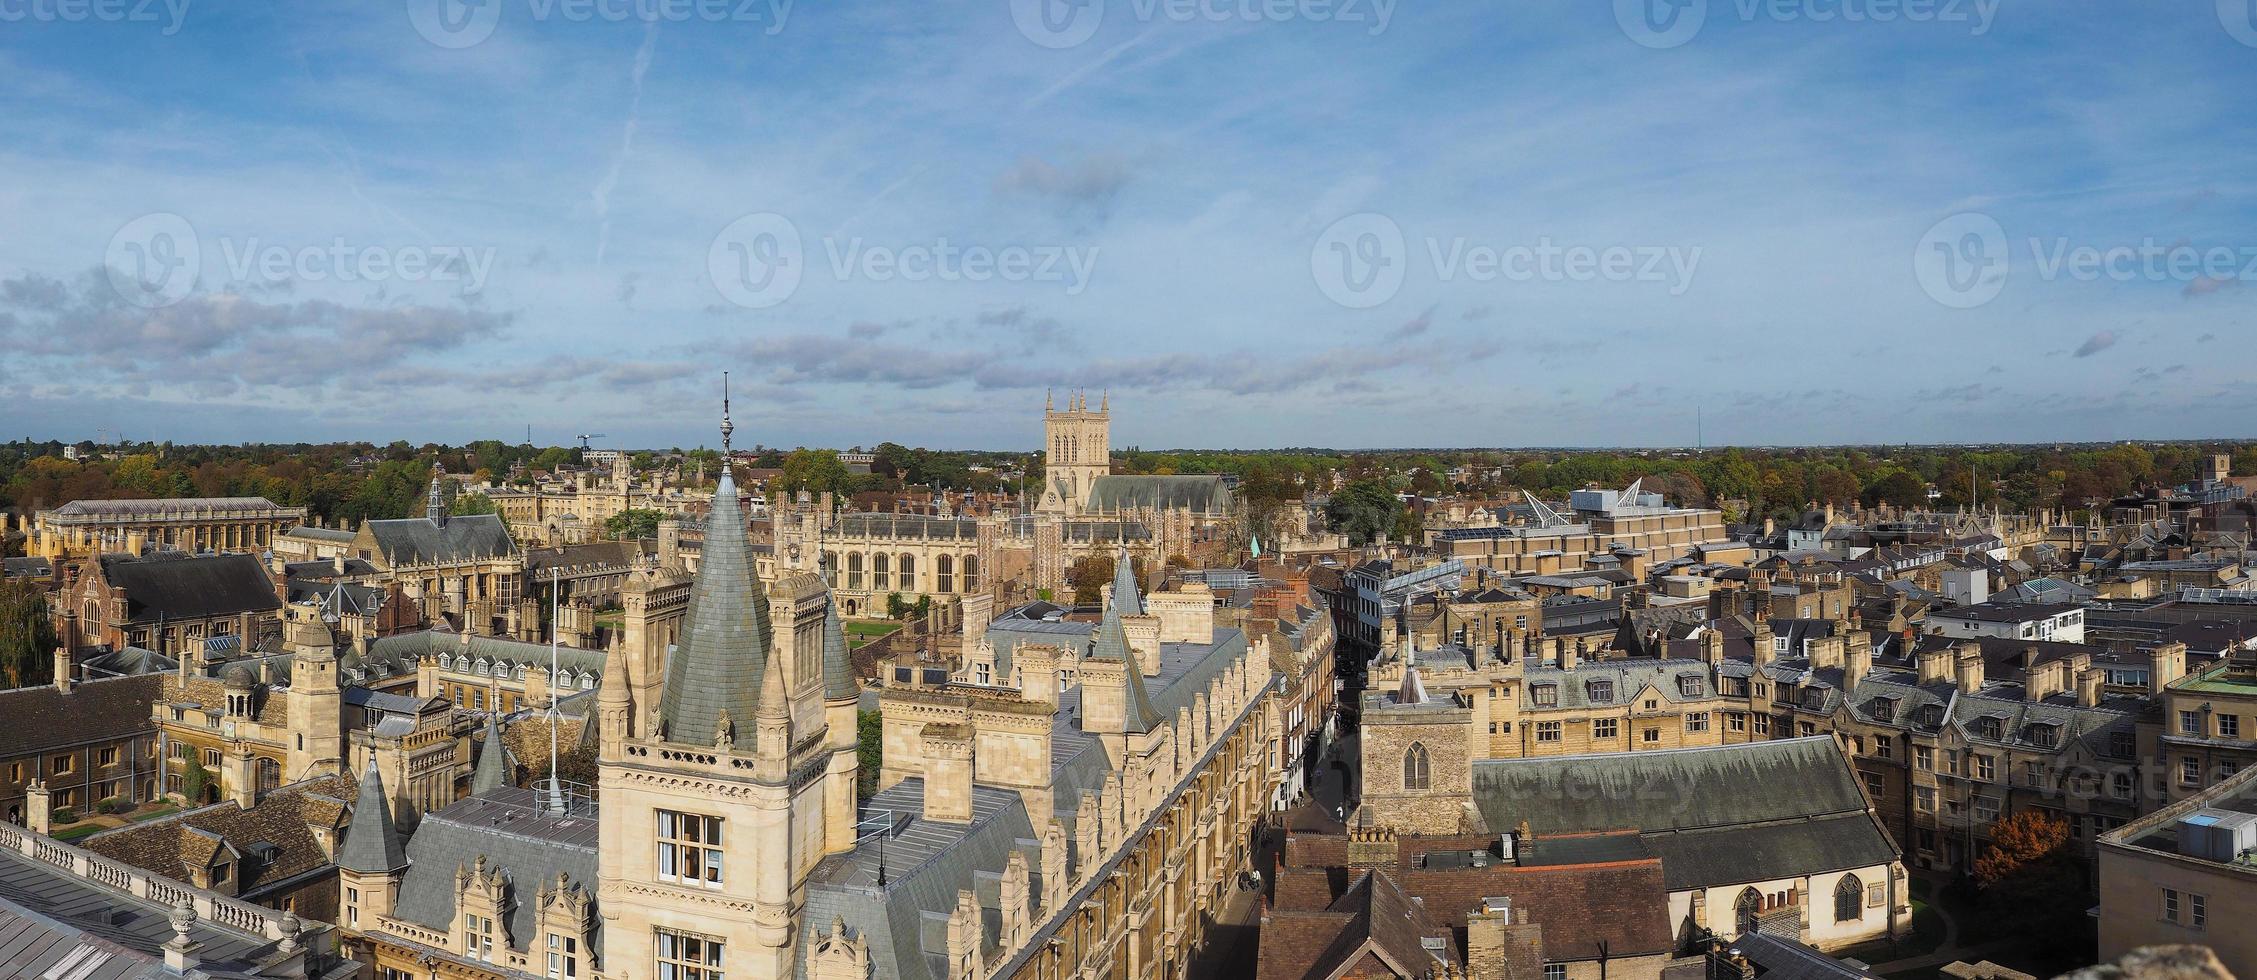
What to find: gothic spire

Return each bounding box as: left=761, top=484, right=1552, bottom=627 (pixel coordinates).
left=1110, top=546, right=1142, bottom=617
left=657, top=381, right=776, bottom=746
left=822, top=591, right=856, bottom=702
left=427, top=461, right=448, bottom=526
left=472, top=713, right=509, bottom=795
left=337, top=757, right=407, bottom=874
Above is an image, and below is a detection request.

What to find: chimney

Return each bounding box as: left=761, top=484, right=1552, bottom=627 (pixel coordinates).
left=2150, top=642, right=2188, bottom=695
left=1955, top=642, right=1984, bottom=694
left=1844, top=629, right=1871, bottom=692
left=1018, top=644, right=1060, bottom=707
left=2026, top=657, right=2067, bottom=701
left=2077, top=668, right=2104, bottom=707
left=52, top=646, right=71, bottom=694
left=1558, top=641, right=1579, bottom=671
left=920, top=723, right=975, bottom=823
left=1702, top=627, right=1726, bottom=669
left=1916, top=645, right=1953, bottom=687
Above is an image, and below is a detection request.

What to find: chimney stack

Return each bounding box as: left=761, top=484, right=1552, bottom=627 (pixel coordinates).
left=2077, top=668, right=2104, bottom=707
left=1955, top=642, right=1985, bottom=694
left=920, top=723, right=975, bottom=824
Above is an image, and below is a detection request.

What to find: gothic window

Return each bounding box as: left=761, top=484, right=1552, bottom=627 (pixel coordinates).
left=872, top=554, right=890, bottom=591
left=1402, top=743, right=1431, bottom=791
left=847, top=552, right=864, bottom=591
left=898, top=554, right=916, bottom=591
left=1834, top=874, right=1863, bottom=922
left=1736, top=887, right=1762, bottom=936
left=962, top=555, right=979, bottom=593
left=936, top=555, right=954, bottom=594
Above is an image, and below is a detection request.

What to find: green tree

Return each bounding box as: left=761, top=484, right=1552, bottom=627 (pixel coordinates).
left=777, top=449, right=852, bottom=496
left=451, top=491, right=499, bottom=516
left=1862, top=471, right=1928, bottom=509
left=0, top=580, right=57, bottom=688
left=604, top=508, right=665, bottom=540
left=857, top=710, right=883, bottom=798
left=181, top=754, right=215, bottom=805
left=1325, top=478, right=1403, bottom=547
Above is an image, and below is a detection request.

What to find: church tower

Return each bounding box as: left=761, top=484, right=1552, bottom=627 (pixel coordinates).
left=598, top=376, right=850, bottom=980
left=1038, top=389, right=1111, bottom=515
left=284, top=608, right=345, bottom=781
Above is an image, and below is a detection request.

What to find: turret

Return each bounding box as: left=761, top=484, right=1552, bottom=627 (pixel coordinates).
left=337, top=758, right=409, bottom=933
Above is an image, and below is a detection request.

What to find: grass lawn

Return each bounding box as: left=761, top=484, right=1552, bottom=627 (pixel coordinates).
left=129, top=804, right=181, bottom=823
left=52, top=823, right=102, bottom=843
left=845, top=620, right=900, bottom=650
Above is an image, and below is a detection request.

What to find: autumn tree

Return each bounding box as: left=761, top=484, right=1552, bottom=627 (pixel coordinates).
left=1973, top=809, right=2088, bottom=940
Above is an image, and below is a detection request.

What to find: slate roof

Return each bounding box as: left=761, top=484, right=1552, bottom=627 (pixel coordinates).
left=823, top=596, right=858, bottom=701
left=2, top=556, right=53, bottom=579
left=0, top=674, right=161, bottom=758
left=359, top=513, right=516, bottom=566
left=94, top=553, right=280, bottom=622
left=336, top=760, right=407, bottom=874
left=658, top=465, right=775, bottom=746
left=390, top=788, right=602, bottom=959
left=48, top=497, right=292, bottom=517
left=1257, top=870, right=1450, bottom=980
left=1085, top=475, right=1232, bottom=514
left=1470, top=737, right=1899, bottom=891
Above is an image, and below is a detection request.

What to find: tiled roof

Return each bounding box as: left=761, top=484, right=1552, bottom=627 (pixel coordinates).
left=0, top=675, right=160, bottom=758
left=360, top=514, right=516, bottom=566
left=1086, top=475, right=1231, bottom=513
left=389, top=788, right=601, bottom=959
left=82, top=774, right=357, bottom=895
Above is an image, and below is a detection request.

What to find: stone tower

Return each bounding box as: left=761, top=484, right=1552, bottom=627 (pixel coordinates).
left=284, top=608, right=345, bottom=782
left=1039, top=389, right=1110, bottom=515
left=596, top=382, right=858, bottom=980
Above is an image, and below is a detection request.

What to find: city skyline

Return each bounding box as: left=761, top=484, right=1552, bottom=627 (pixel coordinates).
left=2, top=2, right=2252, bottom=449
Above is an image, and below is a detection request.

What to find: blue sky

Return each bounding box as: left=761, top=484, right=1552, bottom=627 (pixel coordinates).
left=0, top=0, right=2251, bottom=450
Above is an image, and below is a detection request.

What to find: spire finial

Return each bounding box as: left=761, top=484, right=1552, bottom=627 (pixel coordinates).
left=427, top=460, right=448, bottom=525
left=720, top=371, right=734, bottom=454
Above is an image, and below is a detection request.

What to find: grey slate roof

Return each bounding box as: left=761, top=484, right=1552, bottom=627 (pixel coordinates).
left=96, top=552, right=281, bottom=622
left=1470, top=737, right=1898, bottom=891
left=389, top=788, right=601, bottom=960
left=658, top=466, right=775, bottom=746
left=471, top=715, right=511, bottom=794
left=361, top=513, right=516, bottom=566
left=1088, top=594, right=1164, bottom=734
left=823, top=596, right=857, bottom=701
left=1085, top=475, right=1231, bottom=514
left=337, top=760, right=408, bottom=874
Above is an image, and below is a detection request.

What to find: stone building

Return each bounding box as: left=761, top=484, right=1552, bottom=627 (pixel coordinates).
left=330, top=401, right=1291, bottom=980
left=80, top=772, right=361, bottom=922
left=2095, top=762, right=2257, bottom=979
left=28, top=496, right=307, bottom=560
left=347, top=471, right=525, bottom=633
left=0, top=672, right=163, bottom=824
left=1433, top=482, right=1729, bottom=577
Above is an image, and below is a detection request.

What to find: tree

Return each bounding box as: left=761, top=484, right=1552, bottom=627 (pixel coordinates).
left=0, top=580, right=57, bottom=688
left=1325, top=478, right=1403, bottom=547
left=181, top=754, right=215, bottom=805
left=1973, top=809, right=2087, bottom=940
left=1063, top=555, right=1146, bottom=606
left=777, top=449, right=852, bottom=496
left=604, top=508, right=665, bottom=540
left=857, top=710, right=883, bottom=798
left=1861, top=470, right=1928, bottom=509
left=451, top=491, right=499, bottom=516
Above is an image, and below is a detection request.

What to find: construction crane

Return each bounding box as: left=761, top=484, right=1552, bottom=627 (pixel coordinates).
left=575, top=434, right=606, bottom=451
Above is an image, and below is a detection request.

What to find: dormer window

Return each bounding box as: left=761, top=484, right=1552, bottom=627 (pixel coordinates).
left=1530, top=684, right=1559, bottom=707
left=2023, top=723, right=2057, bottom=748
left=1677, top=676, right=1704, bottom=698
left=1916, top=705, right=1944, bottom=727
left=1585, top=680, right=1614, bottom=704
left=1867, top=698, right=1896, bottom=722
left=1974, top=717, right=2003, bottom=740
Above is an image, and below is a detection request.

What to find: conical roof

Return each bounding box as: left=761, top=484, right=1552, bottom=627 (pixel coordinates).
left=821, top=595, right=857, bottom=702
left=1110, top=551, right=1142, bottom=616
left=1090, top=585, right=1165, bottom=733
left=471, top=714, right=510, bottom=795
left=657, top=464, right=775, bottom=745
left=338, top=758, right=407, bottom=874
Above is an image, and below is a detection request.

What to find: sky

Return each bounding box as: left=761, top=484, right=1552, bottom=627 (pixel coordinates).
left=0, top=0, right=2252, bottom=451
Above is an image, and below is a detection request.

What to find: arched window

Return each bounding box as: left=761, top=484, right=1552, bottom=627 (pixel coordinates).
left=872, top=554, right=890, bottom=591
left=1402, top=743, right=1431, bottom=791
left=847, top=552, right=865, bottom=591
left=898, top=554, right=916, bottom=592
left=256, top=758, right=281, bottom=794
left=1735, top=887, right=1762, bottom=936
left=936, top=555, right=954, bottom=594
left=962, top=555, right=979, bottom=593
left=1835, top=874, right=1864, bottom=922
